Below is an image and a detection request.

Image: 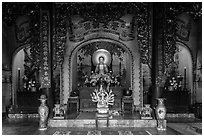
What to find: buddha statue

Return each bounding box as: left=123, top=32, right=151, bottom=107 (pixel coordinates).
left=95, top=56, right=108, bottom=75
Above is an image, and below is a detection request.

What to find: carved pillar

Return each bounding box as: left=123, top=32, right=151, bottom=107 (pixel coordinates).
left=151, top=3, right=165, bottom=109
left=39, top=3, right=54, bottom=117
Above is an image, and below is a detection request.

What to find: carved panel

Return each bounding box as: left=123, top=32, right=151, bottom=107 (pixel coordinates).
left=68, top=15, right=136, bottom=42
left=137, top=4, right=152, bottom=69
left=15, top=16, right=31, bottom=44
left=176, top=18, right=192, bottom=41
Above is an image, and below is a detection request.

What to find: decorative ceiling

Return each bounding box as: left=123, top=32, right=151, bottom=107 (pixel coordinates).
left=2, top=2, right=202, bottom=71
left=55, top=2, right=147, bottom=22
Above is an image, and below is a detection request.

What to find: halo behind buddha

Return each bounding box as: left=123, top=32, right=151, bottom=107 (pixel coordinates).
left=92, top=49, right=111, bottom=66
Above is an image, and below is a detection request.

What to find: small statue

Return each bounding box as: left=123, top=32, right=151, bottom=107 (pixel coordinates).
left=140, top=104, right=152, bottom=119
left=90, top=83, right=114, bottom=114
left=95, top=56, right=109, bottom=75
left=92, top=56, right=112, bottom=86
left=53, top=103, right=65, bottom=119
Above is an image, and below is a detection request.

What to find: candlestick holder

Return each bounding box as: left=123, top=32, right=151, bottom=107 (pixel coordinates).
left=17, top=68, right=21, bottom=92
left=183, top=67, right=187, bottom=91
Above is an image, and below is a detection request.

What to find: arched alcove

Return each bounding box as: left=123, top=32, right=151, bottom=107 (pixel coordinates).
left=11, top=48, right=25, bottom=105
left=175, top=42, right=194, bottom=104
left=62, top=37, right=142, bottom=107
left=72, top=41, right=132, bottom=91
left=11, top=45, right=40, bottom=105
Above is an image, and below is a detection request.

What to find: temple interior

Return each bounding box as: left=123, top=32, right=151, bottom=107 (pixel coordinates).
left=2, top=2, right=202, bottom=135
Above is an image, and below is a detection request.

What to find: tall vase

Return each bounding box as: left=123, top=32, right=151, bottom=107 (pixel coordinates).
left=38, top=95, right=49, bottom=130
left=155, top=98, right=166, bottom=130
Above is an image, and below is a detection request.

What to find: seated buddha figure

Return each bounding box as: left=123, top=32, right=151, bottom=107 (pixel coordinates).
left=95, top=56, right=108, bottom=75
left=94, top=56, right=112, bottom=84
left=89, top=53, right=113, bottom=86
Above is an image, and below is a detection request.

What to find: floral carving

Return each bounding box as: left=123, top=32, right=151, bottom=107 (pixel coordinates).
left=155, top=3, right=201, bottom=86
left=137, top=3, right=152, bottom=69
left=54, top=4, right=67, bottom=66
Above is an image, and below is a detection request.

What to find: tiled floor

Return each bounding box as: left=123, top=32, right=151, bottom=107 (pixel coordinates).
left=76, top=112, right=141, bottom=119
left=2, top=112, right=202, bottom=135
left=167, top=123, right=202, bottom=135
left=2, top=117, right=202, bottom=135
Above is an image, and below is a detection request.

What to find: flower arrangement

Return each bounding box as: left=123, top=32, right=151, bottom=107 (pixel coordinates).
left=23, top=79, right=37, bottom=91
left=164, top=75, right=183, bottom=91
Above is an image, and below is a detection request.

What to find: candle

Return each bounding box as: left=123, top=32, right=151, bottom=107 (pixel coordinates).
left=18, top=67, right=21, bottom=92
left=18, top=68, right=20, bottom=77
left=184, top=67, right=186, bottom=90
left=119, top=61, right=121, bottom=75
left=60, top=65, right=62, bottom=96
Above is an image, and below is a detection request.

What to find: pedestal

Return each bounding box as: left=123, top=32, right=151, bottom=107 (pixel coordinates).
left=95, top=112, right=109, bottom=129
left=67, top=97, right=79, bottom=113
left=122, top=96, right=134, bottom=113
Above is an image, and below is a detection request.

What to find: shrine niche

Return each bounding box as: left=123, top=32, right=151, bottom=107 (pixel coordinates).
left=76, top=42, right=130, bottom=88
left=72, top=42, right=132, bottom=111
left=62, top=36, right=141, bottom=108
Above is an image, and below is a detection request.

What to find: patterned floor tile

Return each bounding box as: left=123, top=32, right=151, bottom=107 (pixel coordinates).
left=69, top=131, right=88, bottom=135
left=53, top=131, right=71, bottom=135
left=87, top=130, right=101, bottom=135
left=118, top=131, right=133, bottom=135
left=131, top=131, right=149, bottom=135
left=101, top=131, right=119, bottom=135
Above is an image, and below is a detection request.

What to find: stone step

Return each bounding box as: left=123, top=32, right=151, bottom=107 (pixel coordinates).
left=166, top=113, right=195, bottom=118
left=48, top=119, right=158, bottom=128
left=8, top=113, right=39, bottom=119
